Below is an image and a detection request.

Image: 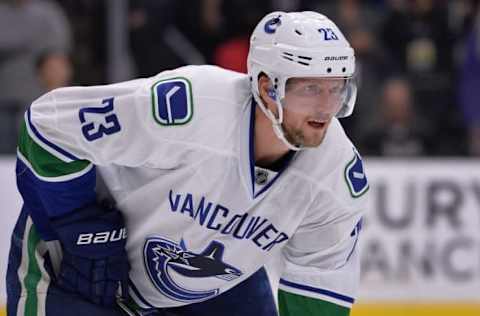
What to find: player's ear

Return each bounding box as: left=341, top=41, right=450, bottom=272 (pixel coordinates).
left=258, top=75, right=276, bottom=109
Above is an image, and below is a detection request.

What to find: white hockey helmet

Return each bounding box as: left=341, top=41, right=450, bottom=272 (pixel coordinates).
left=247, top=11, right=357, bottom=150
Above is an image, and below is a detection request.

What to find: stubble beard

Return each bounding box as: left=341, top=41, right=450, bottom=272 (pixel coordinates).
left=282, top=122, right=326, bottom=148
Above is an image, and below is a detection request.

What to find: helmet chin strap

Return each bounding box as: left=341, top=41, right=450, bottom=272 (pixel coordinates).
left=253, top=93, right=302, bottom=151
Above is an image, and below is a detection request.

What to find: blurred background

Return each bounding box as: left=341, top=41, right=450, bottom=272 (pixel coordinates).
left=0, top=0, right=479, bottom=315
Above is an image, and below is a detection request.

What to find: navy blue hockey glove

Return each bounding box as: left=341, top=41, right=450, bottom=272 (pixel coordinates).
left=51, top=203, right=130, bottom=306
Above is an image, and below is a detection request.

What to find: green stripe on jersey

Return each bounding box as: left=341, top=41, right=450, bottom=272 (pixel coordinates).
left=18, top=120, right=89, bottom=177
left=24, top=224, right=42, bottom=316
left=278, top=289, right=350, bottom=316
left=117, top=298, right=144, bottom=316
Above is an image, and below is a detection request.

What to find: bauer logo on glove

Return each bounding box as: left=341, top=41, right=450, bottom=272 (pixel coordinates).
left=76, top=228, right=127, bottom=245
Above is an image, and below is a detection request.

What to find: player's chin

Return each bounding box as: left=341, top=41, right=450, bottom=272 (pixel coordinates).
left=302, top=136, right=324, bottom=148
left=302, top=126, right=328, bottom=147
left=301, top=132, right=326, bottom=147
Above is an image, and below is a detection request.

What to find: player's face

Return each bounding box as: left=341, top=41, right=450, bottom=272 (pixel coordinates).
left=280, top=77, right=346, bottom=147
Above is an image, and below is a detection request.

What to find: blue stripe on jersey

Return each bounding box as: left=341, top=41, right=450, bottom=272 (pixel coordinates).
left=248, top=101, right=256, bottom=197
left=345, top=230, right=359, bottom=264
left=253, top=152, right=294, bottom=198
left=254, top=169, right=281, bottom=198
left=279, top=278, right=355, bottom=304
left=27, top=107, right=81, bottom=161
left=16, top=157, right=96, bottom=240
left=341, top=218, right=363, bottom=267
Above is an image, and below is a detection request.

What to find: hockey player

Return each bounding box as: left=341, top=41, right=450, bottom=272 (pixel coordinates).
left=7, top=11, right=368, bottom=316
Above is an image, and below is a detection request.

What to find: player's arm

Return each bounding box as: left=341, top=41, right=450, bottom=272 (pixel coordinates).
left=18, top=72, right=197, bottom=234
left=17, top=79, right=152, bottom=238
left=278, top=214, right=363, bottom=316
left=279, top=150, right=369, bottom=316
left=18, top=71, right=198, bottom=304
left=16, top=79, right=153, bottom=305
left=17, top=114, right=129, bottom=306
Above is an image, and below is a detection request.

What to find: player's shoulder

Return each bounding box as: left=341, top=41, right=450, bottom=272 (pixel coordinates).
left=30, top=65, right=252, bottom=156
left=291, top=119, right=369, bottom=204
left=149, top=65, right=250, bottom=102
left=140, top=65, right=251, bottom=123
left=135, top=65, right=251, bottom=153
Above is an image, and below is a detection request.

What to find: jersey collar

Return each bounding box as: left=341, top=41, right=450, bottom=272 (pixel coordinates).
left=239, top=99, right=295, bottom=199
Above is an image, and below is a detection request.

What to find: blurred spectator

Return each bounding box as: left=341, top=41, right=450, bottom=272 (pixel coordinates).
left=129, top=0, right=226, bottom=77
left=55, top=0, right=107, bottom=85
left=213, top=1, right=270, bottom=73
left=0, top=1, right=474, bottom=157
left=0, top=0, right=71, bottom=106
left=311, top=0, right=394, bottom=142
left=392, top=2, right=455, bottom=78
left=0, top=51, right=72, bottom=154
left=458, top=6, right=480, bottom=155
left=128, top=0, right=187, bottom=77
left=448, top=0, right=479, bottom=42
left=345, top=27, right=395, bottom=144
left=360, top=77, right=431, bottom=156
left=36, top=51, right=73, bottom=93
left=213, top=36, right=249, bottom=73
left=381, top=0, right=454, bottom=75
left=380, top=0, right=467, bottom=155
left=0, top=0, right=71, bottom=154
left=175, top=0, right=224, bottom=64
left=314, top=0, right=383, bottom=34
left=0, top=99, right=21, bottom=154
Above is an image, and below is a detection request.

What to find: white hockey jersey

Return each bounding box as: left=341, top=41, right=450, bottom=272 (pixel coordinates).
left=21, top=65, right=369, bottom=310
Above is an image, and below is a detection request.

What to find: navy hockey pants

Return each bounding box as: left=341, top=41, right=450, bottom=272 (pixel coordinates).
left=7, top=208, right=278, bottom=316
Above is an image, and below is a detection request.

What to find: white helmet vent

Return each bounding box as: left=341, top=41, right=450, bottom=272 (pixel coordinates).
left=281, top=52, right=312, bottom=66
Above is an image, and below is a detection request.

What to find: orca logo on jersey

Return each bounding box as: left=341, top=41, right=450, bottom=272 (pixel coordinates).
left=144, top=236, right=242, bottom=303
left=344, top=148, right=369, bottom=198
left=151, top=77, right=193, bottom=126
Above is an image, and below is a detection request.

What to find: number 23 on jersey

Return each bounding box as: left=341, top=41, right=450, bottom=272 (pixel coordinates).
left=79, top=97, right=121, bottom=141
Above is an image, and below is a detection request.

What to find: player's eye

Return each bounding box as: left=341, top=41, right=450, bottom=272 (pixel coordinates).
left=329, top=86, right=343, bottom=95
left=298, top=84, right=322, bottom=96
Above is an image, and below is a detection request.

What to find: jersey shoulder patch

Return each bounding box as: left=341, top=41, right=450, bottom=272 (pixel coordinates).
left=151, top=77, right=193, bottom=126
left=344, top=148, right=369, bottom=198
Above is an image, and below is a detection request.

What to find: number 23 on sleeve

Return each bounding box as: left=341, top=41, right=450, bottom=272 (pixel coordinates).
left=79, top=97, right=121, bottom=141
